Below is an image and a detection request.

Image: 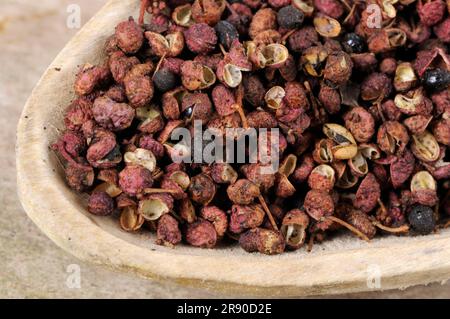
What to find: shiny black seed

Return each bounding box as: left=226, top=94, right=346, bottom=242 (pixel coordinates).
left=277, top=5, right=304, bottom=30
left=422, top=69, right=450, bottom=92
left=342, top=33, right=366, bottom=54
left=214, top=21, right=239, bottom=51
left=181, top=106, right=193, bottom=120
left=153, top=68, right=176, bottom=92
left=408, top=205, right=435, bottom=235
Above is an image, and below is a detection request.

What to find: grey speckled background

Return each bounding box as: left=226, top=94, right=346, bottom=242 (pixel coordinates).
left=1, top=0, right=449, bottom=298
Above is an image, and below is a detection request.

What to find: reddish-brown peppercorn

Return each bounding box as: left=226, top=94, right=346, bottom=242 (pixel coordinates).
left=212, top=84, right=236, bottom=117
left=434, top=18, right=450, bottom=42
left=319, top=84, right=341, bottom=114
left=304, top=190, right=334, bottom=221
left=227, top=179, right=260, bottom=205
left=288, top=26, right=319, bottom=52
left=361, top=72, right=392, bottom=101
left=344, top=209, right=377, bottom=239
left=200, top=206, right=228, bottom=237
left=119, top=165, right=153, bottom=196
left=314, top=0, right=344, bottom=19
left=185, top=23, right=218, bottom=54
left=88, top=191, right=114, bottom=216
left=417, top=0, right=446, bottom=27
left=249, top=8, right=277, bottom=39
left=239, top=228, right=285, bottom=255
left=354, top=173, right=381, bottom=213
left=74, top=64, right=110, bottom=96
left=156, top=214, right=182, bottom=246
left=323, top=51, right=353, bottom=87
left=115, top=17, right=144, bottom=54
left=380, top=58, right=397, bottom=75
left=390, top=150, right=415, bottom=189
left=344, top=106, right=375, bottom=143
left=92, top=96, right=135, bottom=131
left=188, top=173, right=216, bottom=205
left=186, top=219, right=218, bottom=248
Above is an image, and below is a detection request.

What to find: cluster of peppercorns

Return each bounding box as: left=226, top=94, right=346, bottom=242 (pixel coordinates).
left=52, top=0, right=450, bottom=255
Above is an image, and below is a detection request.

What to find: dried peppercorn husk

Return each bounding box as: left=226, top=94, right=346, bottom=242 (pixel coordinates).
left=120, top=206, right=145, bottom=231
left=411, top=131, right=441, bottom=162
left=376, top=121, right=410, bottom=155
left=139, top=193, right=174, bottom=221
left=180, top=60, right=216, bottom=90
left=313, top=15, right=341, bottom=38
left=145, top=31, right=185, bottom=57
left=410, top=171, right=438, bottom=206
left=281, top=209, right=309, bottom=250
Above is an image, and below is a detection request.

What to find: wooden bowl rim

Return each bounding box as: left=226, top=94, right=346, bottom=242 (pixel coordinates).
left=16, top=0, right=450, bottom=297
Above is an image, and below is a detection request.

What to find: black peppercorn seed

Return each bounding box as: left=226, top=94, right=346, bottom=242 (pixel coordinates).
left=422, top=69, right=450, bottom=92
left=181, top=106, right=194, bottom=120
left=277, top=5, right=304, bottom=30
left=153, top=68, right=177, bottom=92
left=408, top=205, right=435, bottom=235
left=214, top=20, right=239, bottom=51
left=342, top=33, right=366, bottom=54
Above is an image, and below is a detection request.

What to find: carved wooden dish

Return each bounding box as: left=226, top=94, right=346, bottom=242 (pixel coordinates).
left=16, top=0, right=450, bottom=297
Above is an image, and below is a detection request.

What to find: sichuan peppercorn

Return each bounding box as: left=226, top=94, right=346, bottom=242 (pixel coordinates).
left=53, top=0, right=450, bottom=256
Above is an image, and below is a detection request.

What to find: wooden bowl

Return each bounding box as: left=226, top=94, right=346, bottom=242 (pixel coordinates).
left=16, top=0, right=450, bottom=297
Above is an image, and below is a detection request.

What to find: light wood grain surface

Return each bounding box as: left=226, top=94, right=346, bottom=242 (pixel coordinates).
left=3, top=0, right=450, bottom=298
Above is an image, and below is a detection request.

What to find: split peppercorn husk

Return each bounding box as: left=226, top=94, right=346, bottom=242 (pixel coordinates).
left=52, top=0, right=450, bottom=255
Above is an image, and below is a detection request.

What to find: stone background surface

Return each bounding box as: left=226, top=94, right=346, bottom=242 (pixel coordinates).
left=1, top=0, right=449, bottom=298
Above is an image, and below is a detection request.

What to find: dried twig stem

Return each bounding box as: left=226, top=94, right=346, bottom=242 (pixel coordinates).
left=139, top=0, right=150, bottom=25
left=324, top=216, right=370, bottom=242
left=233, top=84, right=249, bottom=129
left=144, top=188, right=180, bottom=194
left=372, top=220, right=409, bottom=233
left=258, top=194, right=278, bottom=231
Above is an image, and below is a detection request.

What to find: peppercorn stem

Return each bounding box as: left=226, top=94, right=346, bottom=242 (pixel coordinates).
left=233, top=84, right=249, bottom=129
left=377, top=198, right=387, bottom=213
left=343, top=4, right=356, bottom=25
left=341, top=0, right=352, bottom=11
left=323, top=216, right=371, bottom=242
left=224, top=1, right=238, bottom=16
left=153, top=53, right=166, bottom=78
left=372, top=220, right=409, bottom=233
left=258, top=194, right=278, bottom=231
left=151, top=167, right=164, bottom=181
left=138, top=0, right=150, bottom=25
left=280, top=29, right=296, bottom=45
left=144, top=188, right=180, bottom=194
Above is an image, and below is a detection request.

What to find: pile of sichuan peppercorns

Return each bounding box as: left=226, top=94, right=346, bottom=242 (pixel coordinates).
left=52, top=0, right=450, bottom=255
